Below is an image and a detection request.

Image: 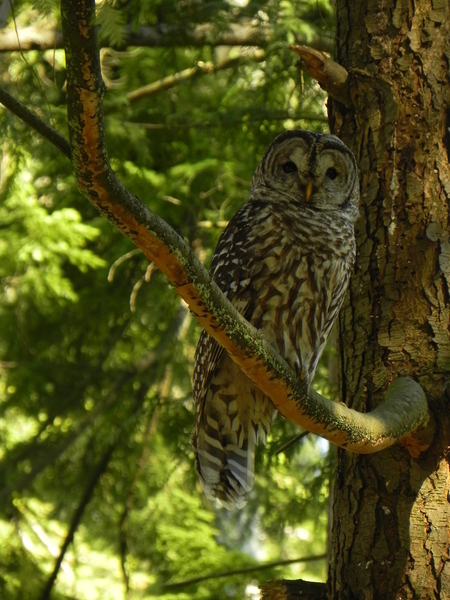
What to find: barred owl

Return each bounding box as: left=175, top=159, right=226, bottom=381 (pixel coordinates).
left=192, top=130, right=359, bottom=509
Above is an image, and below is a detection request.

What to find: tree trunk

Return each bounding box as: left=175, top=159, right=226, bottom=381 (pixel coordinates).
left=329, top=0, right=450, bottom=598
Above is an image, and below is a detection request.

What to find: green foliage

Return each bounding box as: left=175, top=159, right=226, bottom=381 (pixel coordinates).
left=0, top=1, right=336, bottom=598
left=97, top=1, right=127, bottom=47
left=0, top=165, right=105, bottom=310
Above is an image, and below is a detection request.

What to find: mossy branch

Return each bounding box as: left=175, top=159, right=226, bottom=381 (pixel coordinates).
left=8, top=0, right=423, bottom=457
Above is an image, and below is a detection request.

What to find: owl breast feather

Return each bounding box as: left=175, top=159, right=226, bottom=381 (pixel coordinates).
left=193, top=193, right=356, bottom=508
left=213, top=196, right=356, bottom=383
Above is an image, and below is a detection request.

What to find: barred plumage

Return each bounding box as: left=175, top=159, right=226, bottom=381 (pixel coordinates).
left=192, top=130, right=359, bottom=509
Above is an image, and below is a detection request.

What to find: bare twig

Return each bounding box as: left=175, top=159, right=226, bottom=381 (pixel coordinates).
left=0, top=85, right=71, bottom=158
left=159, top=554, right=328, bottom=592
left=39, top=371, right=155, bottom=600
left=107, top=249, right=141, bottom=282
left=126, top=50, right=265, bottom=102
left=40, top=443, right=116, bottom=600
left=274, top=430, right=310, bottom=455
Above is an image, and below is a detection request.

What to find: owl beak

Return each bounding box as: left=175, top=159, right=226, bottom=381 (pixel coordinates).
left=304, top=181, right=313, bottom=202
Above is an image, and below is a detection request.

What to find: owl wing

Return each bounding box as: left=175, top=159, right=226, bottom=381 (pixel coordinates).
left=192, top=201, right=280, bottom=508
left=193, top=204, right=256, bottom=407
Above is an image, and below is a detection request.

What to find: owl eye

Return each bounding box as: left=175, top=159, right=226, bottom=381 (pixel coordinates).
left=326, top=167, right=338, bottom=180
left=282, top=161, right=297, bottom=174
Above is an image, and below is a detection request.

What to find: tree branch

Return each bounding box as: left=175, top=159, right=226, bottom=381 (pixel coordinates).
left=0, top=23, right=333, bottom=53
left=0, top=87, right=327, bottom=149
left=39, top=442, right=116, bottom=600
left=158, top=554, right=327, bottom=592
left=126, top=49, right=265, bottom=103
left=39, top=371, right=152, bottom=600
left=0, top=85, right=71, bottom=158
left=56, top=0, right=432, bottom=457
left=290, top=45, right=351, bottom=106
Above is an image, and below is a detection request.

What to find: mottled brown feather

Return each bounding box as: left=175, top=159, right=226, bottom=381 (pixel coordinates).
left=192, top=130, right=359, bottom=509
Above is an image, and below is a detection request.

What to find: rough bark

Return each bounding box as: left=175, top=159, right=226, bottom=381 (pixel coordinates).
left=329, top=0, right=450, bottom=597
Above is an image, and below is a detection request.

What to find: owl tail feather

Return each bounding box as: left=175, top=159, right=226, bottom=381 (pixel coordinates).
left=194, top=425, right=257, bottom=509
left=193, top=399, right=274, bottom=510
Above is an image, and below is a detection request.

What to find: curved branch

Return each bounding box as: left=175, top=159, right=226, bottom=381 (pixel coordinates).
left=57, top=0, right=432, bottom=456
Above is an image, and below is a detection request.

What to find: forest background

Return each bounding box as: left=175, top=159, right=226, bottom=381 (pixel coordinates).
left=1, top=1, right=342, bottom=599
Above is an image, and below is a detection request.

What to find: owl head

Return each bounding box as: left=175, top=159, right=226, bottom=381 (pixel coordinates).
left=251, top=130, right=360, bottom=223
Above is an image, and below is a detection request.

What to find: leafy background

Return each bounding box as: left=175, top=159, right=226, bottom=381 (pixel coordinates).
left=0, top=1, right=337, bottom=598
